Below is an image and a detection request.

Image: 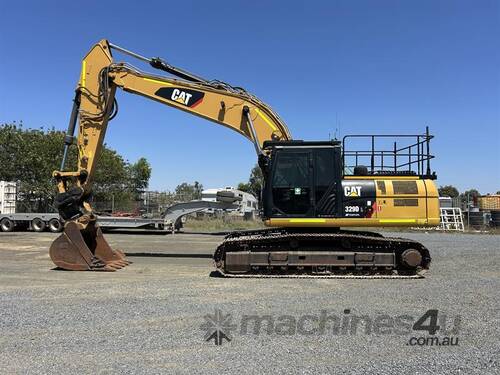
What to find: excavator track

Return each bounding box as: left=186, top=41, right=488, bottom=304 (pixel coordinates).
left=213, top=228, right=430, bottom=279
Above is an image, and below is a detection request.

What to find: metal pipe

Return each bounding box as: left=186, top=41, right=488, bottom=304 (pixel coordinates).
left=370, top=136, right=375, bottom=173
left=60, top=91, right=81, bottom=170
left=426, top=126, right=431, bottom=175
left=417, top=136, right=421, bottom=175
left=420, top=137, right=424, bottom=175
left=342, top=137, right=345, bottom=170
left=408, top=146, right=411, bottom=172
left=243, top=106, right=263, bottom=156
left=109, top=42, right=151, bottom=63
left=110, top=42, right=208, bottom=83
left=60, top=147, right=69, bottom=171
left=149, top=58, right=208, bottom=83
left=394, top=142, right=397, bottom=171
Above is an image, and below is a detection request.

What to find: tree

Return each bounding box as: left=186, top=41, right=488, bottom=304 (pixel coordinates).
left=0, top=123, right=74, bottom=211
left=193, top=181, right=203, bottom=200
left=175, top=181, right=203, bottom=201
left=92, top=147, right=129, bottom=202
left=438, top=185, right=459, bottom=198
left=460, top=189, right=481, bottom=207
left=0, top=123, right=151, bottom=212
left=237, top=182, right=251, bottom=193
left=461, top=189, right=480, bottom=199
left=237, top=165, right=264, bottom=202
left=127, top=157, right=152, bottom=199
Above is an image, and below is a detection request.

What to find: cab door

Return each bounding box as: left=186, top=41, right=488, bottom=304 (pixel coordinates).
left=270, top=150, right=314, bottom=217
left=313, top=148, right=340, bottom=217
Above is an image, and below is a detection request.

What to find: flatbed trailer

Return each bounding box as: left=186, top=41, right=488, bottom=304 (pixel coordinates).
left=0, top=200, right=236, bottom=233
left=0, top=213, right=171, bottom=233
left=0, top=213, right=63, bottom=233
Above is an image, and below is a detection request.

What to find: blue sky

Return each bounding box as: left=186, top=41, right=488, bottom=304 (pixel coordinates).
left=1, top=0, right=499, bottom=193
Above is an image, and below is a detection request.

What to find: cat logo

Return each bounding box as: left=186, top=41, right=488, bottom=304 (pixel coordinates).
left=171, top=89, right=192, bottom=105
left=344, top=186, right=362, bottom=197
left=155, top=87, right=205, bottom=108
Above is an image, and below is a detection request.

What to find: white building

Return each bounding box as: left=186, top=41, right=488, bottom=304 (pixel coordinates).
left=0, top=181, right=17, bottom=214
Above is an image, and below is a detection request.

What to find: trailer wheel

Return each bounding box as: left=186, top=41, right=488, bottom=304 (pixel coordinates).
left=31, top=218, right=45, bottom=232
left=48, top=218, right=63, bottom=233
left=0, top=218, right=14, bottom=232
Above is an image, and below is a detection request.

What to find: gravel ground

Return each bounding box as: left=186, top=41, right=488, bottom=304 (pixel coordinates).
left=0, top=230, right=498, bottom=374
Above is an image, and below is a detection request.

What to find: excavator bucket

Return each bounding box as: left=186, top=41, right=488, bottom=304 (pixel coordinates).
left=49, top=221, right=130, bottom=271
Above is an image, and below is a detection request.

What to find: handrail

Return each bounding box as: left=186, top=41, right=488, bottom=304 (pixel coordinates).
left=342, top=126, right=435, bottom=178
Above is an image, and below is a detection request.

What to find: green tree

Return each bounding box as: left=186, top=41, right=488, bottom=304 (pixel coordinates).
left=461, top=189, right=480, bottom=199
left=175, top=181, right=203, bottom=201
left=460, top=189, right=481, bottom=207
left=127, top=157, right=152, bottom=199
left=237, top=182, right=251, bottom=192
left=237, top=165, right=263, bottom=202
left=438, top=185, right=459, bottom=198
left=0, top=123, right=71, bottom=211
left=193, top=181, right=203, bottom=200
left=0, top=123, right=151, bottom=212
left=92, top=147, right=131, bottom=207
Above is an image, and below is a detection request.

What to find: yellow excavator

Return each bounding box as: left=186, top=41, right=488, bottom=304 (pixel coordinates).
left=49, top=40, right=440, bottom=277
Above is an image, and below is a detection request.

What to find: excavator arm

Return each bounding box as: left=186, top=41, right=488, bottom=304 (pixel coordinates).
left=50, top=39, right=291, bottom=271
left=54, top=40, right=291, bottom=196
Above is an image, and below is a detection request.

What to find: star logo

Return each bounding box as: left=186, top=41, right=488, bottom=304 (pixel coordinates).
left=200, top=309, right=237, bottom=346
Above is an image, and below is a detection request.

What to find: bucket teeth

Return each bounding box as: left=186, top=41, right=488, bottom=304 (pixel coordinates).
left=49, top=220, right=130, bottom=271
left=114, top=249, right=133, bottom=264
left=89, top=256, right=119, bottom=272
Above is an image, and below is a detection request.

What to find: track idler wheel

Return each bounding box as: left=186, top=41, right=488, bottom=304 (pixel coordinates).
left=401, top=248, right=423, bottom=269
left=49, top=221, right=130, bottom=271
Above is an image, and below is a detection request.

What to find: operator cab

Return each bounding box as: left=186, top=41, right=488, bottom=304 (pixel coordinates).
left=261, top=140, right=342, bottom=219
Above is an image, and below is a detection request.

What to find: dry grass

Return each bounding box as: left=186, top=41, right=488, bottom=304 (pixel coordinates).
left=183, top=217, right=265, bottom=232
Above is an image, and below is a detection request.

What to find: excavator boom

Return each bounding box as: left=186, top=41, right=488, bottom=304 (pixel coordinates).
left=56, top=40, right=290, bottom=194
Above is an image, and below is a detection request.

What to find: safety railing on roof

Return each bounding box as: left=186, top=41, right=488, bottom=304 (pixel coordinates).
left=342, top=126, right=436, bottom=179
